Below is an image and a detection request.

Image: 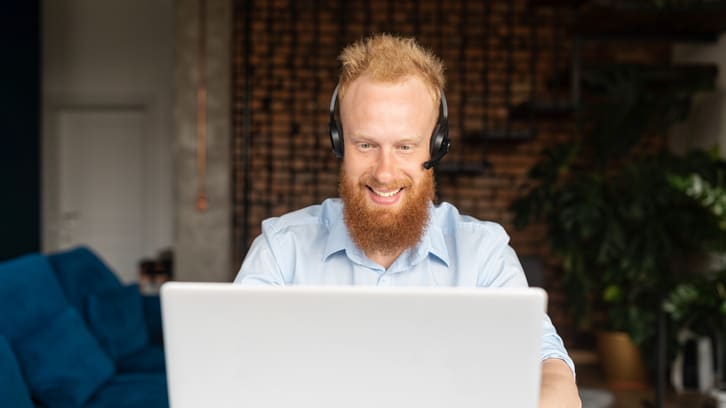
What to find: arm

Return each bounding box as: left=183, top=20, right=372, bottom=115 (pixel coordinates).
left=539, top=358, right=581, bottom=408
left=487, top=245, right=580, bottom=406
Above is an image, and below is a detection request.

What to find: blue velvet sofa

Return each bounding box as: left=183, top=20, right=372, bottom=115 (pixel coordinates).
left=0, top=246, right=168, bottom=407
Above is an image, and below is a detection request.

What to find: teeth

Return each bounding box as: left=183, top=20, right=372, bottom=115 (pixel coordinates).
left=372, top=188, right=401, bottom=197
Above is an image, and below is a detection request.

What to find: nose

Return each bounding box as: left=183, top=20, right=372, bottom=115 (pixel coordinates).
left=372, top=147, right=396, bottom=185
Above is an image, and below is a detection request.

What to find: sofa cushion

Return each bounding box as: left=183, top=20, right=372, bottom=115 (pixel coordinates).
left=86, top=284, right=149, bottom=359
left=142, top=294, right=164, bottom=346
left=14, top=307, right=115, bottom=407
left=0, top=336, right=34, bottom=408
left=85, top=373, right=168, bottom=408
left=115, top=344, right=166, bottom=374
left=0, top=253, right=68, bottom=340
left=49, top=246, right=122, bottom=312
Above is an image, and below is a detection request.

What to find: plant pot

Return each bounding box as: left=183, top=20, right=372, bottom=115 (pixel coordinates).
left=597, top=331, right=649, bottom=390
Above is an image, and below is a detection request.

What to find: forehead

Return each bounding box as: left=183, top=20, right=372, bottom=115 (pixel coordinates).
left=339, top=75, right=438, bottom=123
left=340, top=75, right=436, bottom=106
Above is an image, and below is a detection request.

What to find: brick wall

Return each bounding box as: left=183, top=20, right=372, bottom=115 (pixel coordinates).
left=231, top=0, right=670, bottom=346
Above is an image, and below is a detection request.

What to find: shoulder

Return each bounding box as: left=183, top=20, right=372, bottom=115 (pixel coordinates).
left=261, top=198, right=342, bottom=237
left=432, top=202, right=525, bottom=288
left=432, top=202, right=510, bottom=244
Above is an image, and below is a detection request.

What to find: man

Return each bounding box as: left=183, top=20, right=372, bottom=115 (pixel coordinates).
left=235, top=34, right=581, bottom=407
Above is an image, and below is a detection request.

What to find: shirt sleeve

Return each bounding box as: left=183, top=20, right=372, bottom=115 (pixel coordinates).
left=488, top=244, right=576, bottom=376
left=540, top=313, right=576, bottom=376
left=233, top=234, right=286, bottom=286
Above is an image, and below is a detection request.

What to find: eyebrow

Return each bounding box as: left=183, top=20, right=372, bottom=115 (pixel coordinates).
left=348, top=134, right=425, bottom=144
left=397, top=138, right=424, bottom=146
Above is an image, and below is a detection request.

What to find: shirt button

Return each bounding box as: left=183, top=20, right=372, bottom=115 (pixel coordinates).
left=379, top=276, right=390, bottom=286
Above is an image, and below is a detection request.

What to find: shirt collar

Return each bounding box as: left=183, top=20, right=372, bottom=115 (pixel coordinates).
left=425, top=219, right=450, bottom=267
left=403, top=204, right=450, bottom=268
left=322, top=200, right=450, bottom=268
left=322, top=208, right=353, bottom=261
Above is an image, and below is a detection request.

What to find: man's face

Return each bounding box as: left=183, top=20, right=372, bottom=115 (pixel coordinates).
left=338, top=75, right=439, bottom=256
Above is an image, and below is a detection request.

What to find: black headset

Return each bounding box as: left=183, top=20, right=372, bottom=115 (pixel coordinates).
left=328, top=84, right=450, bottom=169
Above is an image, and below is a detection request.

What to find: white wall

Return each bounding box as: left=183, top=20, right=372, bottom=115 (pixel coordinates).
left=671, top=33, right=726, bottom=158
left=42, top=0, right=175, bottom=281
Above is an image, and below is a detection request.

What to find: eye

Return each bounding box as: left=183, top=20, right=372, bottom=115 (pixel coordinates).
left=358, top=142, right=372, bottom=150
left=399, top=144, right=413, bottom=151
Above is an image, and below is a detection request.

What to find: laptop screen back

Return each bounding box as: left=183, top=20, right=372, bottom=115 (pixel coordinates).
left=161, top=283, right=545, bottom=408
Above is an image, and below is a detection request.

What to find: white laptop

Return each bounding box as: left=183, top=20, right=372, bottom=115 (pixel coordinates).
left=161, top=283, right=546, bottom=408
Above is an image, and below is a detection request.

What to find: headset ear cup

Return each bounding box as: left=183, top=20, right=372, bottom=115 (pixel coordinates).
left=329, top=119, right=344, bottom=159
left=429, top=125, right=443, bottom=158
left=329, top=85, right=344, bottom=159
left=424, top=93, right=450, bottom=169
left=439, top=124, right=450, bottom=157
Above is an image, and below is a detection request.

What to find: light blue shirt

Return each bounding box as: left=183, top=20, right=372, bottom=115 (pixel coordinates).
left=235, top=198, right=575, bottom=374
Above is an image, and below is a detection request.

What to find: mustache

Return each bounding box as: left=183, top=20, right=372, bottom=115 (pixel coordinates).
left=360, top=176, right=413, bottom=191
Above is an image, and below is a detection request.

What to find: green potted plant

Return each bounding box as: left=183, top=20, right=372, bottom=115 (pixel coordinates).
left=664, top=269, right=726, bottom=391
left=664, top=167, right=726, bottom=395
left=510, top=66, right=723, bottom=387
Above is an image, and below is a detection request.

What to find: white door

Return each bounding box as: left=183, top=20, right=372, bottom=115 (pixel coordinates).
left=55, top=108, right=147, bottom=281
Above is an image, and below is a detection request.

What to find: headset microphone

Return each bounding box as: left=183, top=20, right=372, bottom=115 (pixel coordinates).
left=422, top=139, right=450, bottom=169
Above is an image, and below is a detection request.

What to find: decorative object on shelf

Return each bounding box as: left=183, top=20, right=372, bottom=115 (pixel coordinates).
left=138, top=249, right=174, bottom=295
left=714, top=387, right=726, bottom=408
left=669, top=329, right=716, bottom=393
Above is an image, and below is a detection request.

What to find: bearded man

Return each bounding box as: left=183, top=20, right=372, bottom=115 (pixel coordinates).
left=235, top=34, right=581, bottom=407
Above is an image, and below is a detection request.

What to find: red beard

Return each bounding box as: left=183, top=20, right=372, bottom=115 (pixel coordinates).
left=339, top=167, right=434, bottom=257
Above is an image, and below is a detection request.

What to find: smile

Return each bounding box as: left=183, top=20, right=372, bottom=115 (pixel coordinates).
left=369, top=187, right=403, bottom=197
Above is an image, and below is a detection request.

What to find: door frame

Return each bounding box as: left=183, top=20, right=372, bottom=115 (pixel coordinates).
left=42, top=92, right=162, bottom=279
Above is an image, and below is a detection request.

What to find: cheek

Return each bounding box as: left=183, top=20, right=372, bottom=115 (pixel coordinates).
left=400, top=162, right=426, bottom=181
left=343, top=149, right=377, bottom=170
left=341, top=157, right=368, bottom=181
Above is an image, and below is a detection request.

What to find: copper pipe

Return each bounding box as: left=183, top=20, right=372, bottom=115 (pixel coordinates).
left=196, top=0, right=208, bottom=212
